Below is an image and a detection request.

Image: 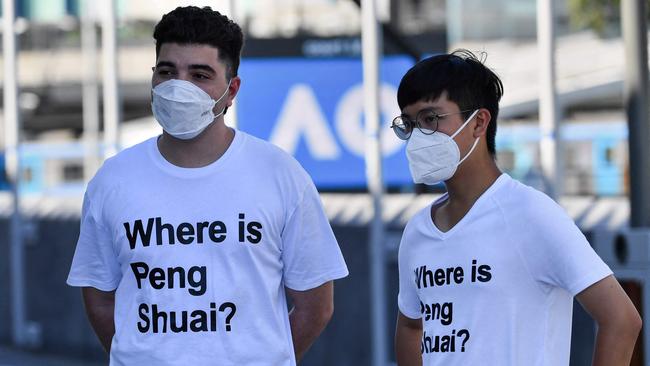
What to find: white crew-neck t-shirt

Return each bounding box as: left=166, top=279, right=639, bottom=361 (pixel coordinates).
left=67, top=130, right=349, bottom=366
left=398, top=173, right=611, bottom=366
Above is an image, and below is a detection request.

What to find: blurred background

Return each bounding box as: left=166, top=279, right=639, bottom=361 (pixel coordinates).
left=0, top=0, right=649, bottom=365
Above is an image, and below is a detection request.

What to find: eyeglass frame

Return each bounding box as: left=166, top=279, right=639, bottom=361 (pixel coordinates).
left=390, top=108, right=476, bottom=140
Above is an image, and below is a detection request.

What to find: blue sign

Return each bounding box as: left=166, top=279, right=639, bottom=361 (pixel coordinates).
left=0, top=153, right=7, bottom=190
left=237, top=56, right=414, bottom=188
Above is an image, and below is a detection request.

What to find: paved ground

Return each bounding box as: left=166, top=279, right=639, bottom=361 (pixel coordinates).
left=0, top=346, right=104, bottom=366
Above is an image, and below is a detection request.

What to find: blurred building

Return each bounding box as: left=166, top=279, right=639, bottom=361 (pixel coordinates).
left=0, top=0, right=638, bottom=196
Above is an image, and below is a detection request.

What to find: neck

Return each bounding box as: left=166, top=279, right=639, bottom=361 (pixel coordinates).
left=157, top=119, right=234, bottom=168
left=443, top=152, right=502, bottom=207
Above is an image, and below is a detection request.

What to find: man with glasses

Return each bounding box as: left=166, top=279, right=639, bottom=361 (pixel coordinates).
left=67, top=6, right=348, bottom=365
left=393, top=50, right=641, bottom=365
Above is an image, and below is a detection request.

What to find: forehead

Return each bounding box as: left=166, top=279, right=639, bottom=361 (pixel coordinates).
left=401, top=91, right=459, bottom=116
left=156, top=43, right=223, bottom=69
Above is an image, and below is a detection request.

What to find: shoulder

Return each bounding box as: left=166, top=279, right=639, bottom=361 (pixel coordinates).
left=87, top=138, right=153, bottom=199
left=402, top=201, right=434, bottom=240
left=240, top=132, right=301, bottom=163
left=492, top=175, right=564, bottom=218
left=493, top=176, right=577, bottom=238
left=99, top=138, right=151, bottom=172
left=398, top=202, right=435, bottom=265
left=238, top=131, right=311, bottom=182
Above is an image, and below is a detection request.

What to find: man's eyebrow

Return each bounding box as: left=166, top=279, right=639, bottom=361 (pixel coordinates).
left=155, top=61, right=176, bottom=68
left=418, top=107, right=438, bottom=114
left=401, top=107, right=437, bottom=119
left=153, top=62, right=216, bottom=75
left=188, top=64, right=216, bottom=74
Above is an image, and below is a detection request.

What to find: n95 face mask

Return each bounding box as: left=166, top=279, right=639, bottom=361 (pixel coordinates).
left=151, top=79, right=231, bottom=140
left=406, top=109, right=480, bottom=185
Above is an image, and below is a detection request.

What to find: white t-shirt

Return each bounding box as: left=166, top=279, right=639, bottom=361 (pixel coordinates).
left=397, top=173, right=611, bottom=366
left=67, top=130, right=349, bottom=366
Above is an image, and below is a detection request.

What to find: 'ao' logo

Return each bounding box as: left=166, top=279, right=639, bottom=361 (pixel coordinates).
left=268, top=83, right=404, bottom=160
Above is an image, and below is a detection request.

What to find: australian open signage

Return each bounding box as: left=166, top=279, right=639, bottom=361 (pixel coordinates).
left=237, top=56, right=414, bottom=189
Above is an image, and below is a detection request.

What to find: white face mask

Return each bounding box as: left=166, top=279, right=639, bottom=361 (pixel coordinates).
left=151, top=79, right=231, bottom=140
left=406, top=109, right=480, bottom=185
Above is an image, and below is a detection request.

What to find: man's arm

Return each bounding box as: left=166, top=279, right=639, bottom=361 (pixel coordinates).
left=395, top=311, right=422, bottom=366
left=286, top=281, right=334, bottom=362
left=82, top=287, right=116, bottom=353
left=576, top=275, right=642, bottom=366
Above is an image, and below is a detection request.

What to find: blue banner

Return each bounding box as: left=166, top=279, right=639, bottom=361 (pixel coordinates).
left=237, top=56, right=414, bottom=189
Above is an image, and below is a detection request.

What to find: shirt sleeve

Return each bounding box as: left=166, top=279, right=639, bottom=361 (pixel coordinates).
left=397, top=223, right=422, bottom=319
left=513, top=190, right=612, bottom=296
left=67, top=191, right=121, bottom=291
left=281, top=181, right=349, bottom=291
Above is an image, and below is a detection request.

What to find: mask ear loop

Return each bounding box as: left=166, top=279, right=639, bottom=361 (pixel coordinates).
left=451, top=109, right=480, bottom=166
left=458, top=135, right=480, bottom=165
left=450, top=109, right=479, bottom=139
left=211, top=79, right=233, bottom=119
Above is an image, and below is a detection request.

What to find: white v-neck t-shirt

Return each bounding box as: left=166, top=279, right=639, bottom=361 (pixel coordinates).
left=398, top=174, right=611, bottom=366
left=67, top=131, right=349, bottom=366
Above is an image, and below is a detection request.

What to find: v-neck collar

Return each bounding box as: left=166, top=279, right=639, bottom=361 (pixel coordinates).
left=428, top=173, right=508, bottom=239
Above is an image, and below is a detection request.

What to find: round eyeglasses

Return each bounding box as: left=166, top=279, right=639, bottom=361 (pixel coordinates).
left=390, top=109, right=475, bottom=140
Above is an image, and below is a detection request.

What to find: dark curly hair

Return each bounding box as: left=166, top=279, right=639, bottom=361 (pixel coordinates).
left=397, top=49, right=504, bottom=157
left=153, top=6, right=244, bottom=79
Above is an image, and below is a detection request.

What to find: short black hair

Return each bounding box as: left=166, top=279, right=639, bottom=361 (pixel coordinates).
left=397, top=49, right=504, bottom=156
left=153, top=6, right=244, bottom=79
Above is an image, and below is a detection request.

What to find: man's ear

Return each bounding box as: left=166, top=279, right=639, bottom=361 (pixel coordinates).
left=226, top=76, right=242, bottom=108
left=473, top=109, right=492, bottom=138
